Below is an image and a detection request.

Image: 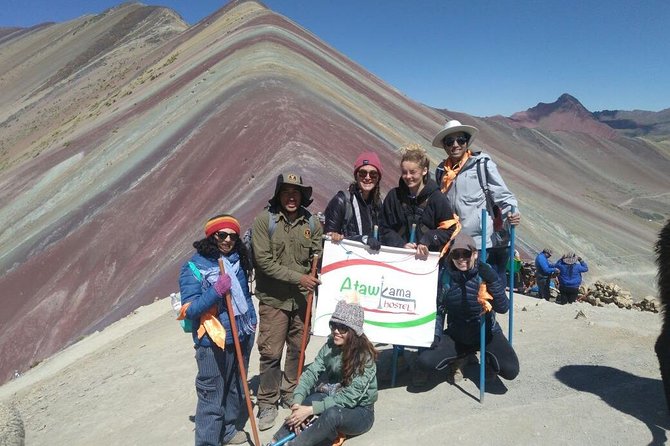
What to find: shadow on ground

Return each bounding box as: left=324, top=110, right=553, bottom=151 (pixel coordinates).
left=375, top=348, right=509, bottom=398
left=556, top=365, right=669, bottom=446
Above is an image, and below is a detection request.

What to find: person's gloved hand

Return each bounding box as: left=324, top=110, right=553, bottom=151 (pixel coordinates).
left=366, top=237, right=381, bottom=251
left=577, top=257, right=583, bottom=262
left=213, top=273, right=232, bottom=296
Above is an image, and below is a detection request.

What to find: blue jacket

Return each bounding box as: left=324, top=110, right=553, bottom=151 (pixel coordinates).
left=535, top=253, right=557, bottom=277
left=440, top=262, right=508, bottom=346
left=555, top=259, right=588, bottom=288
left=178, top=251, right=257, bottom=347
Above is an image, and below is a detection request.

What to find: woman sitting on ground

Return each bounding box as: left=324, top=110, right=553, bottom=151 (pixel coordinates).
left=417, top=232, right=519, bottom=383
left=269, top=301, right=378, bottom=446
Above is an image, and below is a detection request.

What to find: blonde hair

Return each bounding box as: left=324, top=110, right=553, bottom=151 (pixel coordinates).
left=399, top=143, right=430, bottom=171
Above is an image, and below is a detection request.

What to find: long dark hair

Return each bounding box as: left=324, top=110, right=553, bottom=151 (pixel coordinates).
left=193, top=235, right=253, bottom=280
left=340, top=330, right=378, bottom=387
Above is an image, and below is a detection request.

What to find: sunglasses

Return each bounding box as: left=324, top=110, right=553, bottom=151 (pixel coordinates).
left=329, top=322, right=349, bottom=333
left=443, top=136, right=469, bottom=147
left=215, top=231, right=239, bottom=241
left=357, top=169, right=379, bottom=180
left=452, top=249, right=472, bottom=260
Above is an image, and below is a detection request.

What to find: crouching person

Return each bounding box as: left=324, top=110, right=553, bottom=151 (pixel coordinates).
left=417, top=233, right=519, bottom=383
left=269, top=301, right=378, bottom=446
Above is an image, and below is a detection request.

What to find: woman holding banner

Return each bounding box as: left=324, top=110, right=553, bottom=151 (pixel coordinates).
left=379, top=143, right=457, bottom=386
left=324, top=151, right=384, bottom=250
left=417, top=232, right=519, bottom=384
left=178, top=214, right=257, bottom=446
left=269, top=301, right=378, bottom=446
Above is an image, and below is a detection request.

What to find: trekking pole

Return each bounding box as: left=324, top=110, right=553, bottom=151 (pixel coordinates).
left=508, top=206, right=516, bottom=346
left=297, top=255, right=319, bottom=378
left=218, top=258, right=261, bottom=446
left=373, top=224, right=379, bottom=240
left=270, top=415, right=318, bottom=446
left=479, top=209, right=487, bottom=403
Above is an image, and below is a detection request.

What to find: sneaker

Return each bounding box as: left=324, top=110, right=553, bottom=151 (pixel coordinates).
left=223, top=430, right=248, bottom=445
left=257, top=406, right=278, bottom=431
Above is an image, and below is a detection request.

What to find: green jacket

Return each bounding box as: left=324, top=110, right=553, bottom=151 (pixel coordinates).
left=252, top=208, right=323, bottom=310
left=294, top=336, right=378, bottom=414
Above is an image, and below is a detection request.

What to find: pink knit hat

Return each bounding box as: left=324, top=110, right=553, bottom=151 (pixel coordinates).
left=353, top=152, right=382, bottom=179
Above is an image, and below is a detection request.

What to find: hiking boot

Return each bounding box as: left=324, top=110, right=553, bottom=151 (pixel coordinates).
left=222, top=430, right=248, bottom=445
left=257, top=406, right=278, bottom=431
left=445, top=356, right=468, bottom=384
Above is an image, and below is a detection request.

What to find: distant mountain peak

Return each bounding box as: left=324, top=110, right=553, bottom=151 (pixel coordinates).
left=508, top=93, right=617, bottom=138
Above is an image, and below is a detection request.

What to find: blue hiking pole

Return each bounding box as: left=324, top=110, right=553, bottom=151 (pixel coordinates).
left=272, top=433, right=296, bottom=446
left=508, top=206, right=516, bottom=346
left=373, top=224, right=379, bottom=240
left=479, top=209, right=488, bottom=403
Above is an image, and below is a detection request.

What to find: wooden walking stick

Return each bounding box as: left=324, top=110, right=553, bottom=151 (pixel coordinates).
left=297, top=255, right=320, bottom=378
left=218, top=258, right=261, bottom=446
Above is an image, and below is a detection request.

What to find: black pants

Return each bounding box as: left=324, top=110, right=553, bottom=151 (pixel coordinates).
left=536, top=276, right=551, bottom=300
left=271, top=393, right=374, bottom=446
left=417, top=330, right=519, bottom=381
left=483, top=246, right=509, bottom=281
left=559, top=286, right=579, bottom=304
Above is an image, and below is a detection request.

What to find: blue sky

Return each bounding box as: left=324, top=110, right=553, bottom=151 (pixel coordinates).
left=2, top=0, right=669, bottom=117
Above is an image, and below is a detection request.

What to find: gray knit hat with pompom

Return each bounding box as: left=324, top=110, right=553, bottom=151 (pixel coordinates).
left=330, top=301, right=365, bottom=336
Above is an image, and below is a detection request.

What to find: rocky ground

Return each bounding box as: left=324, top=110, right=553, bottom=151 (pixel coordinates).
left=1, top=293, right=668, bottom=445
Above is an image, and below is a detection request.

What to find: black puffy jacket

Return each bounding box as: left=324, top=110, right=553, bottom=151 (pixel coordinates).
left=324, top=186, right=381, bottom=243
left=441, top=262, right=508, bottom=346
left=380, top=178, right=456, bottom=250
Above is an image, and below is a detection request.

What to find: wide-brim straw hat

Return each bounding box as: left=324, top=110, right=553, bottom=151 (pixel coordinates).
left=431, top=119, right=479, bottom=148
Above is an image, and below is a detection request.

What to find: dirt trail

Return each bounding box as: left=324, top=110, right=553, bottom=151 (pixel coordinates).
left=1, top=294, right=667, bottom=445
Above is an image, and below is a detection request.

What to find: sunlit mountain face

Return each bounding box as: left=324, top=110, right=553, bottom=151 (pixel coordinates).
left=0, top=0, right=668, bottom=384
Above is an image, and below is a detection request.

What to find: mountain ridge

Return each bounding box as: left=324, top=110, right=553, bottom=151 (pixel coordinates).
left=0, top=0, right=667, bottom=385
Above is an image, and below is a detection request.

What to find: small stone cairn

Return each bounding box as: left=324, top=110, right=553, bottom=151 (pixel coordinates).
left=581, top=281, right=660, bottom=313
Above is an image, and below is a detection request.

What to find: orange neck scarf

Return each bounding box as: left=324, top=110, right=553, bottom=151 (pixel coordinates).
left=440, top=150, right=472, bottom=193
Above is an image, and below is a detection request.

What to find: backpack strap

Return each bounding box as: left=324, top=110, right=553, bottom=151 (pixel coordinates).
left=188, top=261, right=203, bottom=281
left=268, top=210, right=277, bottom=239
left=349, top=192, right=363, bottom=236
left=476, top=158, right=496, bottom=216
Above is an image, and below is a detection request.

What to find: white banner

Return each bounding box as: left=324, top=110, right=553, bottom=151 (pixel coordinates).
left=314, top=239, right=440, bottom=347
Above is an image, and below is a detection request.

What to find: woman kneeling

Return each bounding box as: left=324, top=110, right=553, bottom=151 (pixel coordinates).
left=418, top=232, right=519, bottom=383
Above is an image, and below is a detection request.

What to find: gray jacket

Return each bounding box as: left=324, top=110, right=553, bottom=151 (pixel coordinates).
left=435, top=151, right=518, bottom=249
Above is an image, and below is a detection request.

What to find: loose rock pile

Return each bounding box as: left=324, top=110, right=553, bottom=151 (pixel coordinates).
left=581, top=281, right=660, bottom=313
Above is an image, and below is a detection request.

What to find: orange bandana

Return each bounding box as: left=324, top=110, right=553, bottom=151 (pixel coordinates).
left=178, top=303, right=227, bottom=349
left=440, top=150, right=472, bottom=193
left=477, top=282, right=494, bottom=315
